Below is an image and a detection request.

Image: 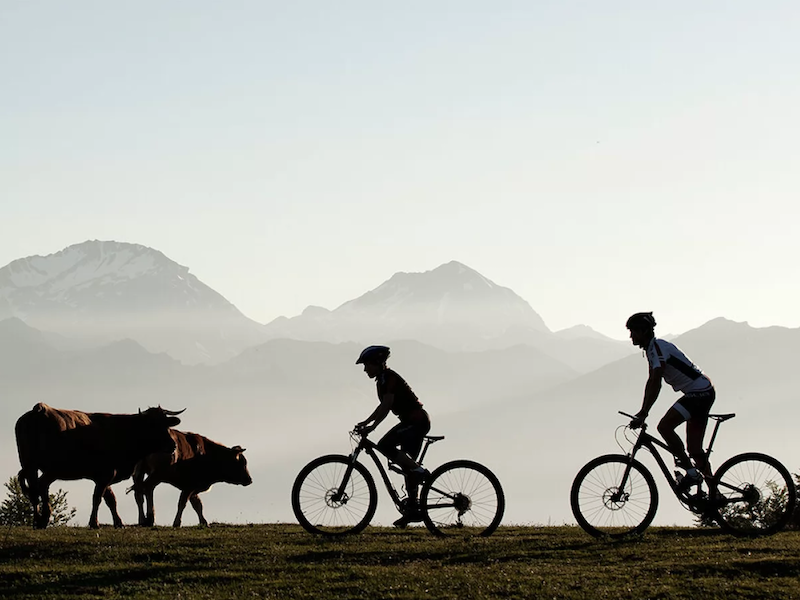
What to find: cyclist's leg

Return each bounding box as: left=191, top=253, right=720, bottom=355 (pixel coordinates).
left=398, top=414, right=431, bottom=503
left=686, top=418, right=712, bottom=478
left=378, top=419, right=430, bottom=526
left=657, top=408, right=691, bottom=469
left=682, top=389, right=716, bottom=479
left=377, top=411, right=431, bottom=473
left=376, top=423, right=413, bottom=467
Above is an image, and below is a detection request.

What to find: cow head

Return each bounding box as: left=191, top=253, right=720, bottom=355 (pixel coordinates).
left=226, top=445, right=252, bottom=486
left=138, top=407, right=185, bottom=456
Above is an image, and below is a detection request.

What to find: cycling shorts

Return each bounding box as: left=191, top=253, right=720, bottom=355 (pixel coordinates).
left=673, top=387, right=716, bottom=421
left=377, top=409, right=431, bottom=461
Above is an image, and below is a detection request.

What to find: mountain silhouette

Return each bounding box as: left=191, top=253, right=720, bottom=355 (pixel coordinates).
left=0, top=240, right=267, bottom=364
left=1, top=244, right=631, bottom=371
left=261, top=260, right=631, bottom=371
left=264, top=260, right=550, bottom=348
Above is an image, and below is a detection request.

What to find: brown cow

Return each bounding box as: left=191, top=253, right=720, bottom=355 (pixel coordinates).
left=132, top=429, right=252, bottom=527
left=15, top=402, right=183, bottom=529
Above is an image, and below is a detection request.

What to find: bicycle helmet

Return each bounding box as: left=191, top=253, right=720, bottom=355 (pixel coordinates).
left=626, top=312, right=657, bottom=330
left=356, top=345, right=390, bottom=365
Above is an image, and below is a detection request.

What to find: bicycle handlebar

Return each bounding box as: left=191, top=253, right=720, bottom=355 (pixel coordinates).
left=618, top=411, right=636, bottom=420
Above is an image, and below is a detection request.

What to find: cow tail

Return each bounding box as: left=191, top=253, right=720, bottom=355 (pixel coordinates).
left=126, top=464, right=144, bottom=495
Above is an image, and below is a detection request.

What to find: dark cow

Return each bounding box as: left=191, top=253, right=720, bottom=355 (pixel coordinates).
left=15, top=402, right=183, bottom=529
left=132, top=429, right=252, bottom=527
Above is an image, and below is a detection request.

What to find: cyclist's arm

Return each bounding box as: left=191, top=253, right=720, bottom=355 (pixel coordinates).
left=636, top=366, right=664, bottom=419
left=358, top=393, right=394, bottom=431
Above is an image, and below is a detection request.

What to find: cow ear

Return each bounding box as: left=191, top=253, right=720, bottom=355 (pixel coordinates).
left=232, top=445, right=245, bottom=453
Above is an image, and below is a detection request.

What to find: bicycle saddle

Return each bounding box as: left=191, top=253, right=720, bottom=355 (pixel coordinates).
left=709, top=413, right=736, bottom=422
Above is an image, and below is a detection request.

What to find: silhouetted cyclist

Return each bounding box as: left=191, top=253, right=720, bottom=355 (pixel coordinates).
left=626, top=312, right=716, bottom=487
left=354, top=345, right=430, bottom=527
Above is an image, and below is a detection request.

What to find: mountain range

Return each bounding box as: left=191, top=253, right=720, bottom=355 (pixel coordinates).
left=2, top=240, right=797, bottom=527
left=0, top=241, right=632, bottom=370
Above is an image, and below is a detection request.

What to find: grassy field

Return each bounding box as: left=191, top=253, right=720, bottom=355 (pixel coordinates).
left=2, top=524, right=800, bottom=599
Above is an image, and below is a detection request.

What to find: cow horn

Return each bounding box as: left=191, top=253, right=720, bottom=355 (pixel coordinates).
left=163, top=408, right=186, bottom=416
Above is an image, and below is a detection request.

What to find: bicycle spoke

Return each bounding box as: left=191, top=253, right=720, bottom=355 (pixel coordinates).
left=421, top=460, right=504, bottom=536
left=292, top=455, right=377, bottom=535
left=712, top=453, right=796, bottom=536
left=571, top=454, right=658, bottom=538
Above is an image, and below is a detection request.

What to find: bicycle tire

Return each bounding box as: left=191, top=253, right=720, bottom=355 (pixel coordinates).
left=419, top=460, right=504, bottom=537
left=291, top=454, right=377, bottom=536
left=711, top=452, right=796, bottom=537
left=571, top=454, right=659, bottom=538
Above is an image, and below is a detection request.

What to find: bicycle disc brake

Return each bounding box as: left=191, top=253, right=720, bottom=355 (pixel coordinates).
left=604, top=487, right=630, bottom=509
left=326, top=488, right=350, bottom=507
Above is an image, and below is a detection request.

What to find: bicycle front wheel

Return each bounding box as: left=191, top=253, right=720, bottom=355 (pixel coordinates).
left=571, top=454, right=659, bottom=538
left=291, top=454, right=377, bottom=536
left=711, top=452, right=796, bottom=537
left=420, top=460, right=504, bottom=537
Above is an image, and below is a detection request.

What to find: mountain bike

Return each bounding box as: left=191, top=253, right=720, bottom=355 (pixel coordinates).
left=291, top=430, right=505, bottom=537
left=571, top=411, right=796, bottom=538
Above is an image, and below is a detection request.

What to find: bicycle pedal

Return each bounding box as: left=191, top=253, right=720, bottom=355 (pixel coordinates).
left=686, top=491, right=708, bottom=508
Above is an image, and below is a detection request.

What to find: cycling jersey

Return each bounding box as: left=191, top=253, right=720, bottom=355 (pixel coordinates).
left=646, top=338, right=712, bottom=393
left=376, top=368, right=424, bottom=422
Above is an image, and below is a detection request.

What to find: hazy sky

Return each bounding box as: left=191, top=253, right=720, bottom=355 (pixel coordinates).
left=3, top=1, right=799, bottom=339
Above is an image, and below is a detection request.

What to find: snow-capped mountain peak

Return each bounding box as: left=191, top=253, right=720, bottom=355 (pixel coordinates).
left=0, top=240, right=180, bottom=294
left=0, top=240, right=266, bottom=364
left=340, top=260, right=530, bottom=313
left=263, top=260, right=550, bottom=349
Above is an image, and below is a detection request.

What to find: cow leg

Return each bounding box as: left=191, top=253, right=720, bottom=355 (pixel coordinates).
left=89, top=482, right=112, bottom=529
left=102, top=487, right=124, bottom=528
left=173, top=490, right=192, bottom=527
left=18, top=469, right=42, bottom=528
left=132, top=471, right=147, bottom=526
left=189, top=493, right=208, bottom=527
left=35, top=474, right=56, bottom=529
left=142, top=477, right=158, bottom=527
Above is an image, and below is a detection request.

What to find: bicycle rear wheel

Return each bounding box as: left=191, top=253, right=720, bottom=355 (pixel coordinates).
left=711, top=452, right=796, bottom=537
left=291, top=454, right=377, bottom=535
left=571, top=454, right=659, bottom=538
left=420, top=460, right=504, bottom=537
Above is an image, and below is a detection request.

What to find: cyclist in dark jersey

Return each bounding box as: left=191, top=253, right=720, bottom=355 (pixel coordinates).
left=626, top=312, right=716, bottom=487
left=354, top=345, right=431, bottom=527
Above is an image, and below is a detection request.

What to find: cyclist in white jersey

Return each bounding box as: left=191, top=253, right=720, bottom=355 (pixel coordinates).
left=626, top=312, right=716, bottom=485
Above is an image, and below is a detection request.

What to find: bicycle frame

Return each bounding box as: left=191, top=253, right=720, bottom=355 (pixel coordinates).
left=617, top=412, right=732, bottom=505
left=334, top=432, right=441, bottom=511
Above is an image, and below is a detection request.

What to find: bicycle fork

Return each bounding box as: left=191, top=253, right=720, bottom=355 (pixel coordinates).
left=610, top=436, right=648, bottom=505
left=330, top=448, right=363, bottom=504
left=610, top=461, right=636, bottom=505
